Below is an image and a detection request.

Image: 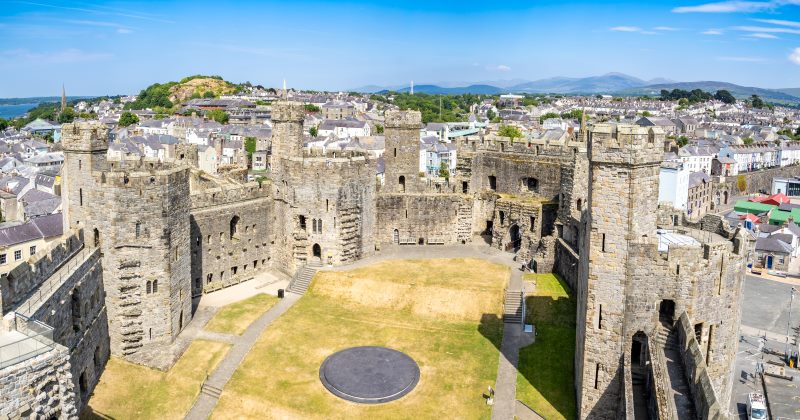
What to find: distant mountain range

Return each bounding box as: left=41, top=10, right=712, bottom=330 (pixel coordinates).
left=352, top=73, right=800, bottom=104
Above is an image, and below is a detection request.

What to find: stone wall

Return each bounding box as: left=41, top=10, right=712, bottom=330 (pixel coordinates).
left=718, top=164, right=800, bottom=196
left=383, top=110, right=422, bottom=194
left=554, top=239, right=580, bottom=291
left=376, top=194, right=467, bottom=245
left=676, top=312, right=725, bottom=420
left=0, top=339, right=76, bottom=419
left=190, top=182, right=273, bottom=295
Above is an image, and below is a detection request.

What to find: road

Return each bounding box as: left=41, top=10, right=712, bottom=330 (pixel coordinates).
left=730, top=275, right=800, bottom=419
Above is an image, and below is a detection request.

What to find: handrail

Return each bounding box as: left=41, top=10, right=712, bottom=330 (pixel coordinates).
left=16, top=246, right=92, bottom=316
left=0, top=312, right=56, bottom=369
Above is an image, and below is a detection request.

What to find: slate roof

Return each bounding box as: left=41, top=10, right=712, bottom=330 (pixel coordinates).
left=0, top=213, right=63, bottom=247
left=689, top=171, right=710, bottom=188
left=755, top=236, right=793, bottom=254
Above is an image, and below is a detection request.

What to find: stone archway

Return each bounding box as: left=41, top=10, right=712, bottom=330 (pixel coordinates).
left=506, top=224, right=521, bottom=253
left=312, top=243, right=322, bottom=261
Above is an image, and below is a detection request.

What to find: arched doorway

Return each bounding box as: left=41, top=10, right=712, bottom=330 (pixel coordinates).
left=507, top=224, right=521, bottom=253
left=630, top=331, right=650, bottom=420
left=393, top=229, right=399, bottom=244
left=723, top=191, right=729, bottom=204
left=312, top=243, right=322, bottom=262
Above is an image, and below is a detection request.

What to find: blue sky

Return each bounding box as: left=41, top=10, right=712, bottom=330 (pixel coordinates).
left=1, top=0, right=800, bottom=97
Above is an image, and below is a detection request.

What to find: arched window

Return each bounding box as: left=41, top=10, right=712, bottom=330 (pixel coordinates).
left=318, top=219, right=323, bottom=232
left=146, top=281, right=152, bottom=294
left=230, top=215, right=240, bottom=239
left=577, top=199, right=583, bottom=211
left=135, top=221, right=141, bottom=238
left=152, top=279, right=158, bottom=293
left=488, top=176, right=497, bottom=191
left=299, top=215, right=307, bottom=231
left=399, top=176, right=406, bottom=192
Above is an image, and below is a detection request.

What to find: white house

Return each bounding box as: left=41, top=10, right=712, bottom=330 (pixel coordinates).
left=659, top=162, right=690, bottom=211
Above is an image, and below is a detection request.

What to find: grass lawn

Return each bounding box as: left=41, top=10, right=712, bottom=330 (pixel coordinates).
left=516, top=273, right=576, bottom=420
left=212, top=258, right=509, bottom=419
left=204, top=293, right=280, bottom=335
left=82, top=340, right=230, bottom=420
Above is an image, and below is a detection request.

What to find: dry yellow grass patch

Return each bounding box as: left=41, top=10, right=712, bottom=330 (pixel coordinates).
left=204, top=293, right=279, bottom=335
left=312, top=258, right=508, bottom=321
left=211, top=258, right=509, bottom=419
left=82, top=340, right=230, bottom=420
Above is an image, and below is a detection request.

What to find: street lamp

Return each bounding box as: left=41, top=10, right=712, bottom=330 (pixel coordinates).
left=786, top=287, right=797, bottom=362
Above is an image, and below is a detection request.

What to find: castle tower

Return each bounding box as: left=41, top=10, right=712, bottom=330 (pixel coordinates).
left=61, top=122, right=109, bottom=237
left=383, top=110, right=422, bottom=193
left=270, top=101, right=305, bottom=177
left=61, top=122, right=192, bottom=367
left=576, top=124, right=664, bottom=418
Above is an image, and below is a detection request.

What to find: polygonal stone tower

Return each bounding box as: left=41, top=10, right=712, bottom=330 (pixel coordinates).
left=576, top=124, right=665, bottom=418
left=384, top=110, right=422, bottom=193
left=62, top=122, right=192, bottom=368
left=270, top=101, right=305, bottom=176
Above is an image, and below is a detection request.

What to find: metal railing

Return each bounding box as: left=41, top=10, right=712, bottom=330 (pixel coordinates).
left=0, top=313, right=56, bottom=369
left=16, top=246, right=92, bottom=316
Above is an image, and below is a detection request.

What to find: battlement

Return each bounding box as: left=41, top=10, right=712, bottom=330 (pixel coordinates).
left=385, top=110, right=422, bottom=129
left=458, top=135, right=580, bottom=160
left=588, top=123, right=664, bottom=165
left=303, top=148, right=370, bottom=159
left=61, top=122, right=109, bottom=153
left=190, top=181, right=271, bottom=210
left=271, top=101, right=306, bottom=122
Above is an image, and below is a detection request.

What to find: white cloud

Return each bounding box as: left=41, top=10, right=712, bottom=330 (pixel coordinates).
left=733, top=25, right=800, bottom=34
left=673, top=1, right=800, bottom=13
left=790, top=48, right=800, bottom=65
left=494, top=64, right=511, bottom=72
left=117, top=28, right=132, bottom=34
left=752, top=18, right=800, bottom=27
left=703, top=29, right=724, bottom=35
left=0, top=48, right=112, bottom=63
left=716, top=55, right=767, bottom=62
left=747, top=32, right=779, bottom=38
left=610, top=26, right=642, bottom=32
left=654, top=26, right=681, bottom=31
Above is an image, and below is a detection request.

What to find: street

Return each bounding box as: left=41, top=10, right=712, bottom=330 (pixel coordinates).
left=730, top=275, right=800, bottom=419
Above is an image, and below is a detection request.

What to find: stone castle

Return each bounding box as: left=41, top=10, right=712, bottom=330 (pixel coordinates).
left=0, top=102, right=745, bottom=419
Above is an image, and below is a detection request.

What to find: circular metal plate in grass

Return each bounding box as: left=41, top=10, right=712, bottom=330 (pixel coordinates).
left=319, top=346, right=420, bottom=404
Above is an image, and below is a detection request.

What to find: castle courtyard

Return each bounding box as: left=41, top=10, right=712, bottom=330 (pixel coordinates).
left=211, top=257, right=508, bottom=419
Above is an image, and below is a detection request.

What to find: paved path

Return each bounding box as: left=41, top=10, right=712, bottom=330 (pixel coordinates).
left=184, top=292, right=302, bottom=420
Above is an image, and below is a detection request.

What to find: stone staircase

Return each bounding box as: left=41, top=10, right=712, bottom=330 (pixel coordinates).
left=503, top=290, right=524, bottom=324
left=287, top=262, right=322, bottom=295
left=655, top=322, right=698, bottom=419
left=200, top=382, right=222, bottom=400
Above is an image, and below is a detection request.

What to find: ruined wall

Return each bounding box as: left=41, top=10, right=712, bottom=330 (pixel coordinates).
left=718, top=163, right=800, bottom=195
left=190, top=182, right=273, bottom=294
left=554, top=239, right=580, bottom=291
left=0, top=340, right=76, bottom=419
left=376, top=194, right=469, bottom=245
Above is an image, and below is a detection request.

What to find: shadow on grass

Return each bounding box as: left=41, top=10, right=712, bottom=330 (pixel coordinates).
left=80, top=405, right=116, bottom=420
left=478, top=273, right=577, bottom=420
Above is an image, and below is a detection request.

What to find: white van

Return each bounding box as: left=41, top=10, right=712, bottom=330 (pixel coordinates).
left=747, top=392, right=767, bottom=420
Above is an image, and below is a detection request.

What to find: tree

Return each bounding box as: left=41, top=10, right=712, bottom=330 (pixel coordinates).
left=244, top=136, right=257, bottom=159
left=642, top=111, right=652, bottom=117
left=304, top=104, right=320, bottom=113
left=206, top=109, right=229, bottom=124
left=742, top=137, right=754, bottom=145
left=714, top=90, right=736, bottom=104
left=57, top=107, right=76, bottom=124
left=750, top=95, right=765, bottom=109
left=737, top=175, right=747, bottom=193
left=0, top=118, right=7, bottom=131
left=498, top=125, right=523, bottom=139
left=486, top=109, right=496, bottom=121
left=561, top=109, right=583, bottom=120
left=676, top=136, right=689, bottom=147
left=118, top=112, right=139, bottom=127
left=309, top=126, right=318, bottom=137
left=438, top=161, right=449, bottom=180
left=375, top=124, right=384, bottom=134
left=538, top=112, right=560, bottom=124
left=202, top=91, right=215, bottom=99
